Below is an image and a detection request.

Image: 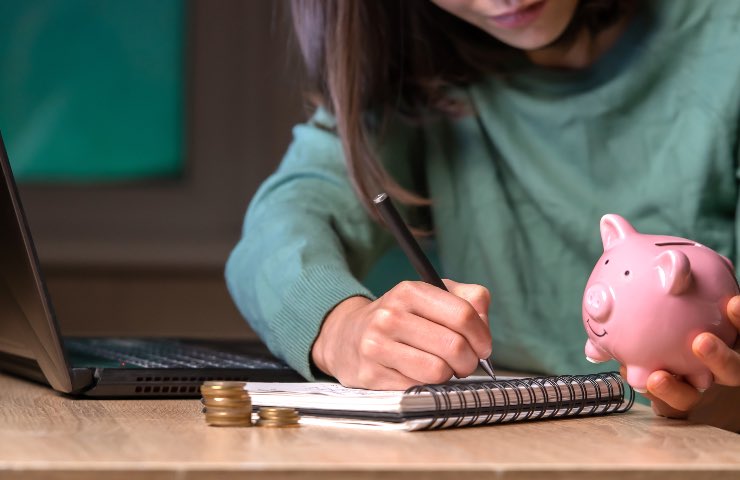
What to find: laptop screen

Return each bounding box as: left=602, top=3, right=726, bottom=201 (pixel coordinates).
left=0, top=131, right=73, bottom=392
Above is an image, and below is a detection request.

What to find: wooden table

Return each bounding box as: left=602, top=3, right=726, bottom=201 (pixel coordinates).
left=1, top=373, right=738, bottom=480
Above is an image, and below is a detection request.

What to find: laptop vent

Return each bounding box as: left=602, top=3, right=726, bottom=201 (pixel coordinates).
left=132, top=376, right=251, bottom=395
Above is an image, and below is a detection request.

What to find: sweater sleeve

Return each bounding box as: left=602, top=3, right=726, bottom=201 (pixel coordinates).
left=225, top=109, right=396, bottom=380
left=736, top=125, right=740, bottom=275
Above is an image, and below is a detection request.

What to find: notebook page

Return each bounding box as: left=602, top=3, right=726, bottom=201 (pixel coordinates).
left=297, top=416, right=422, bottom=431
left=246, top=381, right=408, bottom=413
left=247, top=376, right=552, bottom=414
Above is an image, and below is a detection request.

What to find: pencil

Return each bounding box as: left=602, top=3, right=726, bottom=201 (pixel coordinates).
left=372, top=192, right=497, bottom=381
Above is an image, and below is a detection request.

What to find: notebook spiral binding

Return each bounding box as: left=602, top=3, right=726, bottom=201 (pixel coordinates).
left=404, top=371, right=635, bottom=430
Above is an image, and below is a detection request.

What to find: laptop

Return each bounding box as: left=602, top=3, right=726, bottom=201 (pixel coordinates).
left=0, top=131, right=304, bottom=397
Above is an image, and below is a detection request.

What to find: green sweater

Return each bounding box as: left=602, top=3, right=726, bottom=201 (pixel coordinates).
left=226, top=0, right=740, bottom=381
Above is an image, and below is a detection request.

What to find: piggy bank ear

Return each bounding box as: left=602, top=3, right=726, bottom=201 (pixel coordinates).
left=600, top=214, right=637, bottom=251
left=720, top=254, right=735, bottom=273
left=654, top=250, right=692, bottom=295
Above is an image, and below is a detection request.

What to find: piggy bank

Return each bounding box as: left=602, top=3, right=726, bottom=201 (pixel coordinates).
left=583, top=214, right=738, bottom=392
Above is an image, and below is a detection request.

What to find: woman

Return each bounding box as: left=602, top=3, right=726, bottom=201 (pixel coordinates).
left=226, top=0, right=740, bottom=420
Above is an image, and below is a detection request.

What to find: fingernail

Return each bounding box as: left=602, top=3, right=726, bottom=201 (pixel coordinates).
left=651, top=374, right=668, bottom=394
left=695, top=335, right=717, bottom=358
left=730, top=297, right=740, bottom=316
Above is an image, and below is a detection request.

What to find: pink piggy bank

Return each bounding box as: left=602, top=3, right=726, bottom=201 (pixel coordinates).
left=583, top=214, right=738, bottom=392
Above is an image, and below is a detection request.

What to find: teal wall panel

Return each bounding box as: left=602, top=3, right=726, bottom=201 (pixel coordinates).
left=0, top=0, right=185, bottom=182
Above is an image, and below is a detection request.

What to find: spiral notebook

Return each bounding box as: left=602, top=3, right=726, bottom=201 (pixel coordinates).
left=246, top=372, right=635, bottom=431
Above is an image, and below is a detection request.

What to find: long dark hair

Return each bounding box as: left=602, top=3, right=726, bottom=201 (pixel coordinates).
left=291, top=0, right=633, bottom=217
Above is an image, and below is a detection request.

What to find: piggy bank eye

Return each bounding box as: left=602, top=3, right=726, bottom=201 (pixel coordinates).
left=604, top=259, right=610, bottom=265
left=624, top=270, right=630, bottom=276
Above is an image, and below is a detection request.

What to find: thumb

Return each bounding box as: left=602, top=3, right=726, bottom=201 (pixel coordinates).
left=443, top=279, right=491, bottom=325
left=727, top=295, right=740, bottom=332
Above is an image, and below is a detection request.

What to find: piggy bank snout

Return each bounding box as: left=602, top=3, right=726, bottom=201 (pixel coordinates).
left=584, top=284, right=613, bottom=323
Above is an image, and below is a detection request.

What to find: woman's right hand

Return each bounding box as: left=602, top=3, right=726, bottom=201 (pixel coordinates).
left=311, top=280, right=492, bottom=390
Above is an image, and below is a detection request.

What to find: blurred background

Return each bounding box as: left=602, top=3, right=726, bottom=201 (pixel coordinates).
left=0, top=1, right=305, bottom=339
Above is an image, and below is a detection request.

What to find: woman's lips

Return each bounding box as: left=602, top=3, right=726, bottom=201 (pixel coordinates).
left=488, top=1, right=547, bottom=29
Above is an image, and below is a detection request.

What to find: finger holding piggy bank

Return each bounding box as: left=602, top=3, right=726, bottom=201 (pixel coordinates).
left=582, top=214, right=739, bottom=393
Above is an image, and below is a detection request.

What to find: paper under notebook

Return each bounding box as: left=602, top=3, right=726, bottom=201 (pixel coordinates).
left=247, top=372, right=635, bottom=431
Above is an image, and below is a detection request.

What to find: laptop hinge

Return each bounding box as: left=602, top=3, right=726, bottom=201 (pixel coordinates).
left=69, top=367, right=96, bottom=394
left=0, top=351, right=96, bottom=394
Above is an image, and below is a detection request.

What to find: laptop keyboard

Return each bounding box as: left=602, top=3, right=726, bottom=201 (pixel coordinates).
left=64, top=338, right=288, bottom=369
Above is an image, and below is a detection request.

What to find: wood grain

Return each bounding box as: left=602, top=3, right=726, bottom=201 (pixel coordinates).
left=0, top=373, right=738, bottom=480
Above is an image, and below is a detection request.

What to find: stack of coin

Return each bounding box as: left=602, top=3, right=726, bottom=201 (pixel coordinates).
left=200, top=381, right=252, bottom=427
left=256, top=407, right=301, bottom=428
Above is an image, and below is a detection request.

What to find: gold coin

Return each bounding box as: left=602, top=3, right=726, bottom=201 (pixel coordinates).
left=200, top=385, right=246, bottom=393
left=205, top=411, right=251, bottom=419
left=200, top=385, right=249, bottom=392
left=202, top=403, right=251, bottom=411
left=203, top=406, right=252, bottom=416
left=256, top=419, right=300, bottom=428
left=259, top=407, right=298, bottom=416
left=258, top=416, right=299, bottom=422
left=259, top=411, right=298, bottom=418
left=200, top=391, right=250, bottom=400
left=203, top=408, right=252, bottom=418
left=202, top=396, right=249, bottom=403
left=205, top=416, right=253, bottom=427
left=200, top=385, right=248, bottom=394
left=201, top=396, right=251, bottom=407
left=201, top=380, right=248, bottom=388
left=258, top=414, right=299, bottom=422
left=259, top=406, right=295, bottom=412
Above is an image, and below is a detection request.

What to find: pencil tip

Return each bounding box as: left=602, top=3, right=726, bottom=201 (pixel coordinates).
left=479, top=359, right=497, bottom=381
left=373, top=192, right=388, bottom=204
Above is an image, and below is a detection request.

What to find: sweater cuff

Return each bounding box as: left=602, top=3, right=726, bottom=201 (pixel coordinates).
left=271, top=264, right=375, bottom=380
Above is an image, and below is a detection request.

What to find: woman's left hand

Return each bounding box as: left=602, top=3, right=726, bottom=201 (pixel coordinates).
left=633, top=296, right=740, bottom=418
